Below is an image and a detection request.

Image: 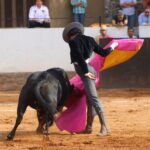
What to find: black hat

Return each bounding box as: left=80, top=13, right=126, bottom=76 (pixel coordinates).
left=63, top=22, right=84, bottom=43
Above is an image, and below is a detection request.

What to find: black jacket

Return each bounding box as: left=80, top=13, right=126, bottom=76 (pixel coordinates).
left=69, top=34, right=113, bottom=74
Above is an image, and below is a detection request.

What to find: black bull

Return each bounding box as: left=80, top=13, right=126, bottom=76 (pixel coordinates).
left=7, top=68, right=73, bottom=140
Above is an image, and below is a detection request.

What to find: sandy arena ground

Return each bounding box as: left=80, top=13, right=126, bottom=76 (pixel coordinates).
left=0, top=89, right=150, bottom=150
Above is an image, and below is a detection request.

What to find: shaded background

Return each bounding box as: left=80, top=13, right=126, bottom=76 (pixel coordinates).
left=0, top=38, right=149, bottom=91
left=0, top=0, right=105, bottom=27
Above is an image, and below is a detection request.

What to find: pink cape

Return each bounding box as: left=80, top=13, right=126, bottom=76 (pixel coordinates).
left=55, top=39, right=144, bottom=133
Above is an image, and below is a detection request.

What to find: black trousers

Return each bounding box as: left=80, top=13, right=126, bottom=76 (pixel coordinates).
left=29, top=21, right=50, bottom=28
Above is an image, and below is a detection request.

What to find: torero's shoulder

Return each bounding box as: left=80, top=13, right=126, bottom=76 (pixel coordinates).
left=82, top=35, right=94, bottom=41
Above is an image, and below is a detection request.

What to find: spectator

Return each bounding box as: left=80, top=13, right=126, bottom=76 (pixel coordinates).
left=29, top=0, right=51, bottom=28
left=95, top=25, right=113, bottom=44
left=70, top=0, right=87, bottom=25
left=112, top=10, right=128, bottom=26
left=138, top=7, right=150, bottom=25
left=127, top=27, right=137, bottom=38
left=120, top=0, right=137, bottom=28
left=143, top=0, right=150, bottom=9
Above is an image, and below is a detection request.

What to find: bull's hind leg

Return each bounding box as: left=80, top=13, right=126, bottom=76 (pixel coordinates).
left=42, top=100, right=56, bottom=135
left=35, top=82, right=57, bottom=135
left=36, top=110, right=45, bottom=134
left=43, top=113, right=50, bottom=135
left=36, top=109, right=52, bottom=135
left=7, top=87, right=28, bottom=140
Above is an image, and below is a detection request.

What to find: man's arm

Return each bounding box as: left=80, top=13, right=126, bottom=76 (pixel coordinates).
left=91, top=38, right=113, bottom=57
left=128, top=0, right=137, bottom=7
left=124, top=16, right=128, bottom=25
left=138, top=14, right=143, bottom=26
left=29, top=6, right=34, bottom=20
left=120, top=0, right=128, bottom=8
left=81, top=0, right=87, bottom=8
left=120, top=0, right=137, bottom=8
left=112, top=15, right=118, bottom=26
left=126, top=0, right=137, bottom=7
left=71, top=0, right=80, bottom=6
left=112, top=19, right=117, bottom=26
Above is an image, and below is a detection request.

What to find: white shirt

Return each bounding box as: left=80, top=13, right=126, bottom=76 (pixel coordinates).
left=29, top=5, right=50, bottom=22
left=120, top=0, right=137, bottom=16
left=85, top=52, right=95, bottom=63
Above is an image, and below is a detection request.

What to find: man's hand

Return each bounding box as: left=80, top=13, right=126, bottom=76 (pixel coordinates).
left=110, top=42, right=119, bottom=50
left=121, top=2, right=136, bottom=8
left=54, top=107, right=67, bottom=120
left=126, top=2, right=136, bottom=7
left=85, top=72, right=96, bottom=80
left=35, top=19, right=43, bottom=24
left=116, top=22, right=126, bottom=27
left=121, top=3, right=128, bottom=8
left=31, top=19, right=43, bottom=24
left=44, top=19, right=50, bottom=23
left=119, top=22, right=124, bottom=26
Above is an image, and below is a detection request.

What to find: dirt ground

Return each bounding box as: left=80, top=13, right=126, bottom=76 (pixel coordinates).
left=0, top=89, right=150, bottom=150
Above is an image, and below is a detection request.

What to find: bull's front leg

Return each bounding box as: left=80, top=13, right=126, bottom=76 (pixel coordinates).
left=7, top=103, right=27, bottom=140
left=7, top=113, right=23, bottom=140
left=7, top=86, right=29, bottom=140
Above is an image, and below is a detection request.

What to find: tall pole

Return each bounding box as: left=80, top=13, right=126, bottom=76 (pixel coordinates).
left=12, top=0, right=17, bottom=27
left=0, top=0, right=5, bottom=27
left=23, top=0, right=27, bottom=26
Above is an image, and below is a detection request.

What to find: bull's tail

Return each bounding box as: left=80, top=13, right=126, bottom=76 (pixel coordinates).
left=34, top=80, right=54, bottom=126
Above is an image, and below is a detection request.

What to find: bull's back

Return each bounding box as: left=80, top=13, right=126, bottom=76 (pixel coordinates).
left=19, top=68, right=70, bottom=109
left=46, top=68, right=66, bottom=78
left=46, top=68, right=71, bottom=101
left=20, top=72, right=42, bottom=104
left=46, top=68, right=69, bottom=88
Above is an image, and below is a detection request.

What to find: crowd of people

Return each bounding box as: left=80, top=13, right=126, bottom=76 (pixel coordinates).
left=109, top=0, right=150, bottom=39
left=28, top=0, right=150, bottom=26
left=28, top=0, right=150, bottom=39
left=112, top=1, right=150, bottom=27
left=28, top=0, right=88, bottom=28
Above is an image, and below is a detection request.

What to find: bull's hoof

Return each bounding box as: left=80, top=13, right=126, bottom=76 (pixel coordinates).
left=7, top=133, right=14, bottom=140
left=36, top=127, right=44, bottom=134
left=43, top=130, right=50, bottom=135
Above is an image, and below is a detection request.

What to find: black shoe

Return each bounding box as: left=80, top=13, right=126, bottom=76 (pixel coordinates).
left=80, top=128, right=93, bottom=134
